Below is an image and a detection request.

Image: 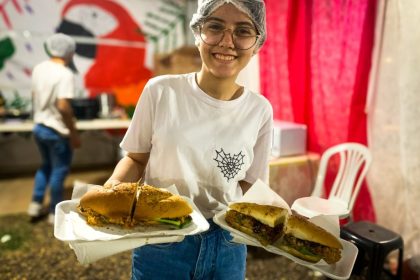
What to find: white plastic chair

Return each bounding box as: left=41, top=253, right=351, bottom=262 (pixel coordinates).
left=291, top=142, right=372, bottom=219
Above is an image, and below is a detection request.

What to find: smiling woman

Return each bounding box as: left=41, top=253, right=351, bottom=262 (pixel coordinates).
left=190, top=1, right=266, bottom=93
left=103, top=1, right=273, bottom=279
left=195, top=3, right=259, bottom=96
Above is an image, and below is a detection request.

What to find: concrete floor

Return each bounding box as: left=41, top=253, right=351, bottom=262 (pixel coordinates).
left=0, top=167, right=114, bottom=215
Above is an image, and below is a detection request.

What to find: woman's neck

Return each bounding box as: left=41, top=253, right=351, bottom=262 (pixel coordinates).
left=50, top=57, right=66, bottom=65
left=196, top=71, right=243, bottom=101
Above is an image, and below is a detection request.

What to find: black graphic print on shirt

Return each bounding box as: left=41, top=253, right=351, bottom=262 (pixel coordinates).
left=214, top=148, right=245, bottom=182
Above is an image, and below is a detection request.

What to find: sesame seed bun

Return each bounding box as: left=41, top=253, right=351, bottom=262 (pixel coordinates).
left=78, top=183, right=193, bottom=227
left=283, top=214, right=342, bottom=249
left=78, top=183, right=137, bottom=226
left=133, top=184, right=193, bottom=221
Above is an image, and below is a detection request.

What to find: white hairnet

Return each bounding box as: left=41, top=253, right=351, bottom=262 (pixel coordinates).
left=190, top=0, right=266, bottom=50
left=44, top=33, right=76, bottom=59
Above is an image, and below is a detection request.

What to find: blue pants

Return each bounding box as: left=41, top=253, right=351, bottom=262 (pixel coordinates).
left=32, top=124, right=72, bottom=213
left=132, top=219, right=247, bottom=280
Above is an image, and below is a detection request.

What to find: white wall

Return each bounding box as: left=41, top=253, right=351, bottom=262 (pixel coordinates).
left=236, top=54, right=260, bottom=93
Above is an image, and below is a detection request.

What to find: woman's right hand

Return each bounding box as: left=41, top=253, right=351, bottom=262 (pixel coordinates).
left=105, top=152, right=150, bottom=187
left=104, top=179, right=121, bottom=188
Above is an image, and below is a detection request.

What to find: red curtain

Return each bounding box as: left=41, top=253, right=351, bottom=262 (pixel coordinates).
left=260, top=0, right=377, bottom=221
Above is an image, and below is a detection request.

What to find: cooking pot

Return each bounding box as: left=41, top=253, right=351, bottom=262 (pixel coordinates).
left=71, top=98, right=99, bottom=120
left=97, top=93, right=116, bottom=118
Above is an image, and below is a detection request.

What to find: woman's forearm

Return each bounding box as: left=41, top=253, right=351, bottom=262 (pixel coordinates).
left=106, top=153, right=149, bottom=185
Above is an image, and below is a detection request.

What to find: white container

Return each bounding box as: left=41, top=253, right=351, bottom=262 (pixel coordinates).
left=272, top=121, right=307, bottom=157
left=97, top=93, right=116, bottom=118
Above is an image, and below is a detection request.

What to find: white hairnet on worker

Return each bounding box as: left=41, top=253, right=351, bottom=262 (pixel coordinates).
left=190, top=0, right=266, bottom=50
left=44, top=33, right=76, bottom=59
left=44, top=33, right=77, bottom=72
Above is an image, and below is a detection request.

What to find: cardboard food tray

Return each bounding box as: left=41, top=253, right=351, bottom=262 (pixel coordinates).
left=54, top=183, right=209, bottom=242
left=55, top=198, right=208, bottom=242
left=213, top=210, right=357, bottom=280
left=212, top=179, right=358, bottom=280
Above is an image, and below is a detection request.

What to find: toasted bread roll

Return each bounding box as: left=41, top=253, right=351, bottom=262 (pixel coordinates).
left=133, top=184, right=193, bottom=221
left=78, top=183, right=193, bottom=228
left=283, top=214, right=342, bottom=250
left=274, top=214, right=343, bottom=264
left=78, top=183, right=137, bottom=226
left=229, top=202, right=288, bottom=227
left=225, top=202, right=288, bottom=246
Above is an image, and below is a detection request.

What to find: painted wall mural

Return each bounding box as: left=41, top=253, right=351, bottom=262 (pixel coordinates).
left=0, top=0, right=189, bottom=109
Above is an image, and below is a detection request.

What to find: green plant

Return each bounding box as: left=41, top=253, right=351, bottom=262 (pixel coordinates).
left=7, top=91, right=29, bottom=112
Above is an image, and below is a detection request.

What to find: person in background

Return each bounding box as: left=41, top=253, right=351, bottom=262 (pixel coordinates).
left=105, top=0, right=272, bottom=279
left=27, top=33, right=81, bottom=224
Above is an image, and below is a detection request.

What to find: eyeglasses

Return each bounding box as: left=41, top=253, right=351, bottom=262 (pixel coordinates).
left=199, top=21, right=259, bottom=50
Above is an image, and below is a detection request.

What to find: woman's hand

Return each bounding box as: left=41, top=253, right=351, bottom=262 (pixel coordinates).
left=105, top=152, right=150, bottom=185
left=104, top=179, right=121, bottom=187
left=239, top=180, right=252, bottom=194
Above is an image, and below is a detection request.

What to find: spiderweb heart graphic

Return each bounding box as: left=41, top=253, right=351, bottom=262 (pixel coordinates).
left=214, top=148, right=245, bottom=182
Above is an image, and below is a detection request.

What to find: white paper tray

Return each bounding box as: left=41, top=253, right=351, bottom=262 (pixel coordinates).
left=55, top=197, right=209, bottom=242
left=213, top=210, right=358, bottom=280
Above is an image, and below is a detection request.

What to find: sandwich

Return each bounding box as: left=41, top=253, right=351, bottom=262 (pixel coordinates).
left=132, top=184, right=193, bottom=228
left=78, top=183, right=193, bottom=229
left=273, top=214, right=343, bottom=264
left=224, top=202, right=288, bottom=246
left=77, top=183, right=136, bottom=227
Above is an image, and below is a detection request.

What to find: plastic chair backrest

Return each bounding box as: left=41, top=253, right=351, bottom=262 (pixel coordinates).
left=310, top=143, right=372, bottom=213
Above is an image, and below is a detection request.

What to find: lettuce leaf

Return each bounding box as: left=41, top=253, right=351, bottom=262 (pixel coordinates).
left=157, top=216, right=192, bottom=229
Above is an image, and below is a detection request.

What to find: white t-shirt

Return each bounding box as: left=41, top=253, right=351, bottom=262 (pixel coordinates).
left=121, top=73, right=273, bottom=218
left=32, top=60, right=75, bottom=136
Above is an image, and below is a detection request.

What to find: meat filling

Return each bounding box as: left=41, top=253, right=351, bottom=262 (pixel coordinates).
left=225, top=210, right=283, bottom=245
left=78, top=206, right=130, bottom=227
left=283, top=234, right=341, bottom=264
